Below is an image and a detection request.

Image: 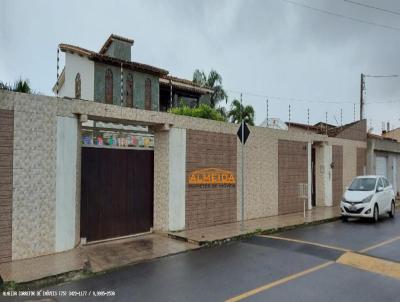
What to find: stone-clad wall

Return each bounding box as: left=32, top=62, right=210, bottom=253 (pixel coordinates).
left=0, top=91, right=368, bottom=260
left=12, top=95, right=58, bottom=260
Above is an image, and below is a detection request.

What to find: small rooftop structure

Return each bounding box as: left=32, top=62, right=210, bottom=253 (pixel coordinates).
left=259, top=118, right=288, bottom=130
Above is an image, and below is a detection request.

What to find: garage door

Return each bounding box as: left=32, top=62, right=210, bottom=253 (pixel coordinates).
left=80, top=148, right=154, bottom=242
left=376, top=156, right=387, bottom=178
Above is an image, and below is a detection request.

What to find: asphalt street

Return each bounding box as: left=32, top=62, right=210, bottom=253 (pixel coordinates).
left=2, top=213, right=400, bottom=302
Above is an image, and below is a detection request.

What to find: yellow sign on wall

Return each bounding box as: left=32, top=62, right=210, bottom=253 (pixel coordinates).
left=188, top=168, right=236, bottom=186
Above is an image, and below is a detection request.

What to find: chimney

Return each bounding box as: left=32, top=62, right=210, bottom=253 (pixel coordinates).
left=387, top=122, right=390, bottom=132
left=99, top=34, right=134, bottom=62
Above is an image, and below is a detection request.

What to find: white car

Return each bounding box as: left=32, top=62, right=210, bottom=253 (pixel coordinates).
left=340, top=175, right=396, bottom=222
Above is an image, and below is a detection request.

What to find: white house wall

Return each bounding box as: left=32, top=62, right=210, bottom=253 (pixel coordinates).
left=168, top=128, right=186, bottom=231
left=61, top=53, right=94, bottom=101
left=55, top=116, right=78, bottom=252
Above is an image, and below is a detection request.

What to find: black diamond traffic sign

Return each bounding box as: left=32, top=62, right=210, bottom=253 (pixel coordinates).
left=237, top=122, right=250, bottom=145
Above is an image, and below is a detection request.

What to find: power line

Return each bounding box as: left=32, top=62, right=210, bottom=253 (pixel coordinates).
left=364, top=74, right=400, bottom=78
left=226, top=89, right=400, bottom=105
left=344, top=0, right=400, bottom=17
left=279, top=0, right=400, bottom=31
left=226, top=89, right=355, bottom=104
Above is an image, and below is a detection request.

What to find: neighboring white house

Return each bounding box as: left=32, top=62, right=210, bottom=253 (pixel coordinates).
left=259, top=117, right=288, bottom=130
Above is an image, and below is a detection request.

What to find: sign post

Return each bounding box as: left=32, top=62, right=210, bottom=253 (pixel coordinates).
left=237, top=94, right=250, bottom=230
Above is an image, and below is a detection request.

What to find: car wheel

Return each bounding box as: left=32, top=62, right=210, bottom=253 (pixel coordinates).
left=373, top=205, right=379, bottom=223
left=389, top=201, right=395, bottom=218
left=341, top=216, right=348, bottom=222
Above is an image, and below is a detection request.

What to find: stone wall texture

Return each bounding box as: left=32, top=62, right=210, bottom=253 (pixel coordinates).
left=12, top=94, right=58, bottom=260
left=185, top=130, right=237, bottom=229
left=0, top=109, right=13, bottom=263
left=153, top=131, right=169, bottom=231
left=237, top=127, right=279, bottom=220
left=0, top=91, right=369, bottom=259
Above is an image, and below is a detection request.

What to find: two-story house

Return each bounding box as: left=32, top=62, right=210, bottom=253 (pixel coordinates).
left=54, top=34, right=212, bottom=111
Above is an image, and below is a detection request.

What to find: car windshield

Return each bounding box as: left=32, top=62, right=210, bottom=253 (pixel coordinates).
left=348, top=178, right=376, bottom=191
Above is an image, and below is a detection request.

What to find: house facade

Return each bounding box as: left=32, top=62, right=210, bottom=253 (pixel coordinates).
left=367, top=133, right=400, bottom=196
left=55, top=34, right=212, bottom=111
left=0, top=90, right=367, bottom=263
left=382, top=127, right=400, bottom=142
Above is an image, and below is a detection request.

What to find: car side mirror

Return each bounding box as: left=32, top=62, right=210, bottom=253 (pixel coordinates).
left=377, top=186, right=384, bottom=192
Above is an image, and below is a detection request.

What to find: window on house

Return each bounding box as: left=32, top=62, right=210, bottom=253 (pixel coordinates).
left=126, top=73, right=133, bottom=107
left=145, top=78, right=152, bottom=110
left=75, top=73, right=81, bottom=99
left=105, top=69, right=113, bottom=104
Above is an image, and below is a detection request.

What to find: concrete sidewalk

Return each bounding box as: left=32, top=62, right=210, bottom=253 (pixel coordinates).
left=1, top=204, right=383, bottom=285
left=0, top=234, right=197, bottom=284
left=169, top=206, right=341, bottom=245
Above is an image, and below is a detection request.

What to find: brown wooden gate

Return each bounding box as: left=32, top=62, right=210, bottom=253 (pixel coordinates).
left=81, top=147, right=154, bottom=242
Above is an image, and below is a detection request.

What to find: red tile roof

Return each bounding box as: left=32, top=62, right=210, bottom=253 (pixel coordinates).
left=286, top=121, right=320, bottom=132
left=367, top=133, right=397, bottom=141
left=159, top=75, right=213, bottom=95
left=59, top=43, right=168, bottom=76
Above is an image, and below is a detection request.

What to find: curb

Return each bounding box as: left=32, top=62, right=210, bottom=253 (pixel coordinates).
left=0, top=246, right=200, bottom=292
left=1, top=215, right=341, bottom=291
left=168, top=216, right=341, bottom=247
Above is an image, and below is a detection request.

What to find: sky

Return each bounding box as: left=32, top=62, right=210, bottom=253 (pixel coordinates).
left=1, top=0, right=400, bottom=132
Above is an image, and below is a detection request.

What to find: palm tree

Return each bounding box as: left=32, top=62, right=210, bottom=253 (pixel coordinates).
left=216, top=106, right=228, bottom=122
left=193, top=69, right=227, bottom=108
left=228, top=99, right=255, bottom=126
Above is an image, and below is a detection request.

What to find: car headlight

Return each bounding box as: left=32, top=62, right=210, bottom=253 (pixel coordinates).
left=361, top=195, right=373, bottom=203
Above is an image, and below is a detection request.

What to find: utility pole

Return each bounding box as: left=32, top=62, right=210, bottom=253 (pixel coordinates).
left=266, top=99, right=269, bottom=127
left=359, top=73, right=398, bottom=121
left=340, top=108, right=343, bottom=127
left=360, top=73, right=365, bottom=121
left=325, top=112, right=328, bottom=135
left=56, top=47, right=60, bottom=97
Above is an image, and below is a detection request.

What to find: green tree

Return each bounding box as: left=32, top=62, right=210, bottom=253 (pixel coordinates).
left=0, top=78, right=32, bottom=93
left=13, top=79, right=31, bottom=93
left=169, top=103, right=227, bottom=122
left=0, top=82, right=12, bottom=91
left=193, top=69, right=227, bottom=108
left=228, top=99, right=255, bottom=126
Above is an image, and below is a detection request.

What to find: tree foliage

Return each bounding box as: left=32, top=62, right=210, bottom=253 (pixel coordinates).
left=193, top=69, right=227, bottom=108
left=0, top=78, right=32, bottom=94
left=169, top=103, right=227, bottom=122
left=228, top=99, right=255, bottom=126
